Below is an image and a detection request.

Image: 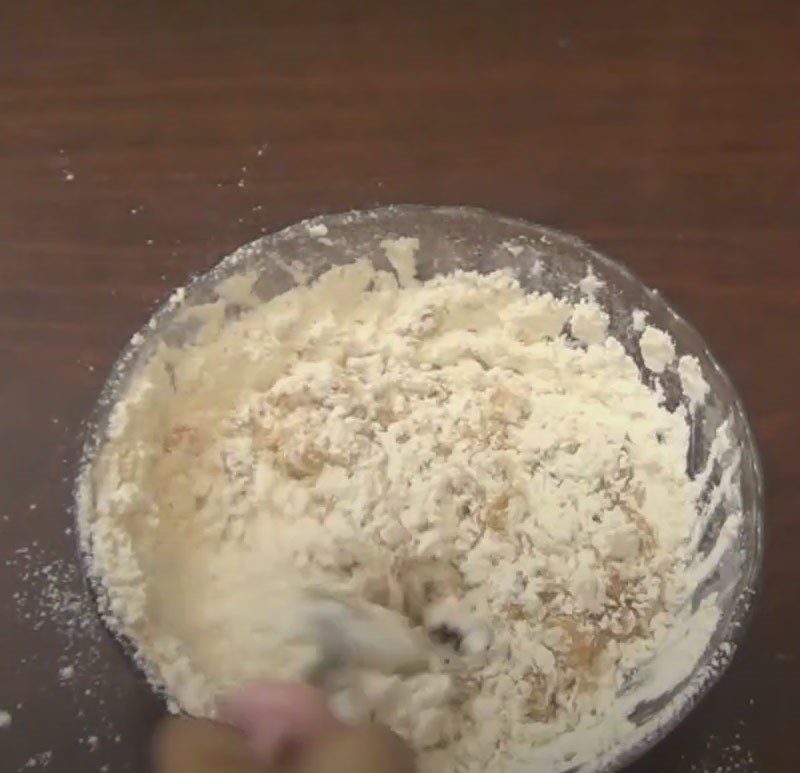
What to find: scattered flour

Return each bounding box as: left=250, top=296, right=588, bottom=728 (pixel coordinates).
left=306, top=223, right=329, bottom=238
left=22, top=751, right=53, bottom=769
left=679, top=354, right=710, bottom=406
left=381, top=237, right=419, bottom=288
left=639, top=325, right=676, bottom=374
left=79, top=240, right=733, bottom=771
left=578, top=268, right=604, bottom=297
left=631, top=309, right=648, bottom=332
left=58, top=665, right=76, bottom=682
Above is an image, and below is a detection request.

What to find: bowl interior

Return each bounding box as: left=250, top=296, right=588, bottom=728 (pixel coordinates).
left=83, top=205, right=763, bottom=771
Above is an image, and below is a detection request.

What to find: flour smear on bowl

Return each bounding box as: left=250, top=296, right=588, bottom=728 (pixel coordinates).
left=78, top=235, right=743, bottom=772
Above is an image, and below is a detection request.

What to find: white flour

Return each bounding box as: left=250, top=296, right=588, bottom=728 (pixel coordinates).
left=639, top=325, right=675, bottom=374
left=679, top=354, right=711, bottom=406
left=78, top=240, right=735, bottom=772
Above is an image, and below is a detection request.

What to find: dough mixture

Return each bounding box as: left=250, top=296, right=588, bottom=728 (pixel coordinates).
left=80, top=238, right=714, bottom=771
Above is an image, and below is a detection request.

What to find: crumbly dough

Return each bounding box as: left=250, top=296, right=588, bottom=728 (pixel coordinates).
left=639, top=325, right=676, bottom=374
left=81, top=246, right=708, bottom=772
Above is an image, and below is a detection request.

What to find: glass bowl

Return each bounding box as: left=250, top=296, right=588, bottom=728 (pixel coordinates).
left=78, top=205, right=763, bottom=771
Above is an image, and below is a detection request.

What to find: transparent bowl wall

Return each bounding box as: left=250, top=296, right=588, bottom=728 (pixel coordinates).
left=80, top=206, right=763, bottom=772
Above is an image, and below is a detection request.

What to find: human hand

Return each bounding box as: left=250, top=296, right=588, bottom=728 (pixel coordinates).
left=154, top=681, right=416, bottom=773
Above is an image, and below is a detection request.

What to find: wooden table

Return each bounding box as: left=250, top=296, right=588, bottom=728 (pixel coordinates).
left=1, top=2, right=798, bottom=770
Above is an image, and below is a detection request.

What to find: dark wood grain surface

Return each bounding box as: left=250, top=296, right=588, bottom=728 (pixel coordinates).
left=1, top=2, right=798, bottom=771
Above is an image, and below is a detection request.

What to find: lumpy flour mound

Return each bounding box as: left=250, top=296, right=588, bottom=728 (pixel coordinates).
left=79, top=237, right=732, bottom=771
